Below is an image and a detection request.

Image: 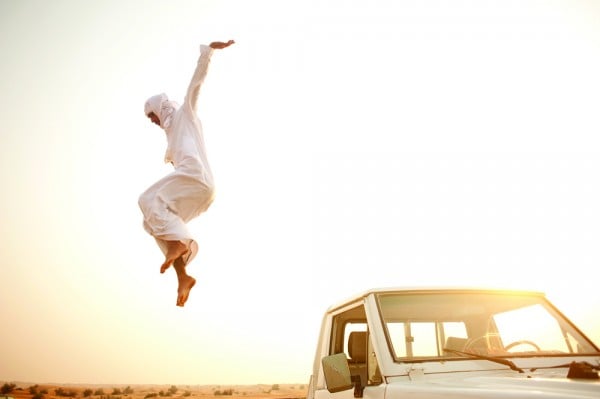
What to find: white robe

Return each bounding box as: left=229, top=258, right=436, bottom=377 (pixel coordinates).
left=138, top=45, right=216, bottom=266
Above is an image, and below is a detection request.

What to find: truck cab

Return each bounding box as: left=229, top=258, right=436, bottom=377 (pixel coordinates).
left=307, top=288, right=600, bottom=399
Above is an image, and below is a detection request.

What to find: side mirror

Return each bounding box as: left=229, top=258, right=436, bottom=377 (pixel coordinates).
left=322, top=353, right=353, bottom=393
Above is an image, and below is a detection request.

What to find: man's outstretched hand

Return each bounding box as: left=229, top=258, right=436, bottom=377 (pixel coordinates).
left=210, top=40, right=235, bottom=49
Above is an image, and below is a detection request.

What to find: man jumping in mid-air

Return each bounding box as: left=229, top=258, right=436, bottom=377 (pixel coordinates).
left=139, top=39, right=235, bottom=307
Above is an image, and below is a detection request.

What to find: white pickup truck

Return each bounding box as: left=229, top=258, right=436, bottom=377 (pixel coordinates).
left=306, top=288, right=600, bottom=399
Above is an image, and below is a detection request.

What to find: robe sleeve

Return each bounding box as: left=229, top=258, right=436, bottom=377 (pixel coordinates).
left=184, top=44, right=215, bottom=113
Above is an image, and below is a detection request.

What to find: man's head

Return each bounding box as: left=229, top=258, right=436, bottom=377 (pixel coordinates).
left=144, top=93, right=177, bottom=129
left=147, top=112, right=161, bottom=126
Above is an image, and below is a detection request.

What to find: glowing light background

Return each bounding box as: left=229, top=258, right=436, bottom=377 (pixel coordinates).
left=1, top=0, right=599, bottom=385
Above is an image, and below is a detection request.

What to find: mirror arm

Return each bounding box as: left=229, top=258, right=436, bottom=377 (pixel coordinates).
left=351, top=375, right=364, bottom=398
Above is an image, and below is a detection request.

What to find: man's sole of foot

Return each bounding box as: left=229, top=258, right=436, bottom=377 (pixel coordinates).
left=176, top=276, right=196, bottom=307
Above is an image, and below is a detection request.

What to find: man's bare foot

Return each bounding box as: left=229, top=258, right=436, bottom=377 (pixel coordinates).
left=176, top=275, right=196, bottom=307
left=161, top=240, right=189, bottom=274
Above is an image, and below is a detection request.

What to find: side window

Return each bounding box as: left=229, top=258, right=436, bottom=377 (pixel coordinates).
left=387, top=321, right=467, bottom=358
left=387, top=322, right=438, bottom=357
left=329, top=304, right=367, bottom=356
left=444, top=321, right=468, bottom=339
left=329, top=304, right=381, bottom=386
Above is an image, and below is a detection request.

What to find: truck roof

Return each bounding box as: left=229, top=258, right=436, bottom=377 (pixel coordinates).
left=326, top=286, right=546, bottom=313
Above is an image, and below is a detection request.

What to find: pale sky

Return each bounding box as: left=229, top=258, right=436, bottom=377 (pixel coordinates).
left=1, top=0, right=600, bottom=386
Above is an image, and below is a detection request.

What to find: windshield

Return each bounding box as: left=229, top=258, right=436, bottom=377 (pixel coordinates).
left=376, top=290, right=599, bottom=362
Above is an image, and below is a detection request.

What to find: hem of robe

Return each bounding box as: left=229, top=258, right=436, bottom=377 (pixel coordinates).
left=155, top=237, right=199, bottom=266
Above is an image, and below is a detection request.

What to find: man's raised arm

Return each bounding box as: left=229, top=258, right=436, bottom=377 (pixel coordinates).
left=185, top=40, right=235, bottom=112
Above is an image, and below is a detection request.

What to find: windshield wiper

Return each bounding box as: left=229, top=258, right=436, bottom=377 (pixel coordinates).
left=443, top=348, right=524, bottom=373
left=530, top=361, right=600, bottom=379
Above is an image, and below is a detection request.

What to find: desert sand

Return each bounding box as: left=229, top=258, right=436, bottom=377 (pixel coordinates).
left=1, top=383, right=307, bottom=399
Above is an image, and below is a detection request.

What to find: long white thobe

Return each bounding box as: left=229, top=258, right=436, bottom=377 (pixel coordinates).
left=138, top=45, right=216, bottom=266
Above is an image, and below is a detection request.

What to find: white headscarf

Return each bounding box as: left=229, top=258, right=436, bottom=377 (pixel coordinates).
left=144, top=93, right=179, bottom=129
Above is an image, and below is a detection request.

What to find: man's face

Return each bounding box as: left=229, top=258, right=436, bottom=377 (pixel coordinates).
left=147, top=112, right=160, bottom=126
